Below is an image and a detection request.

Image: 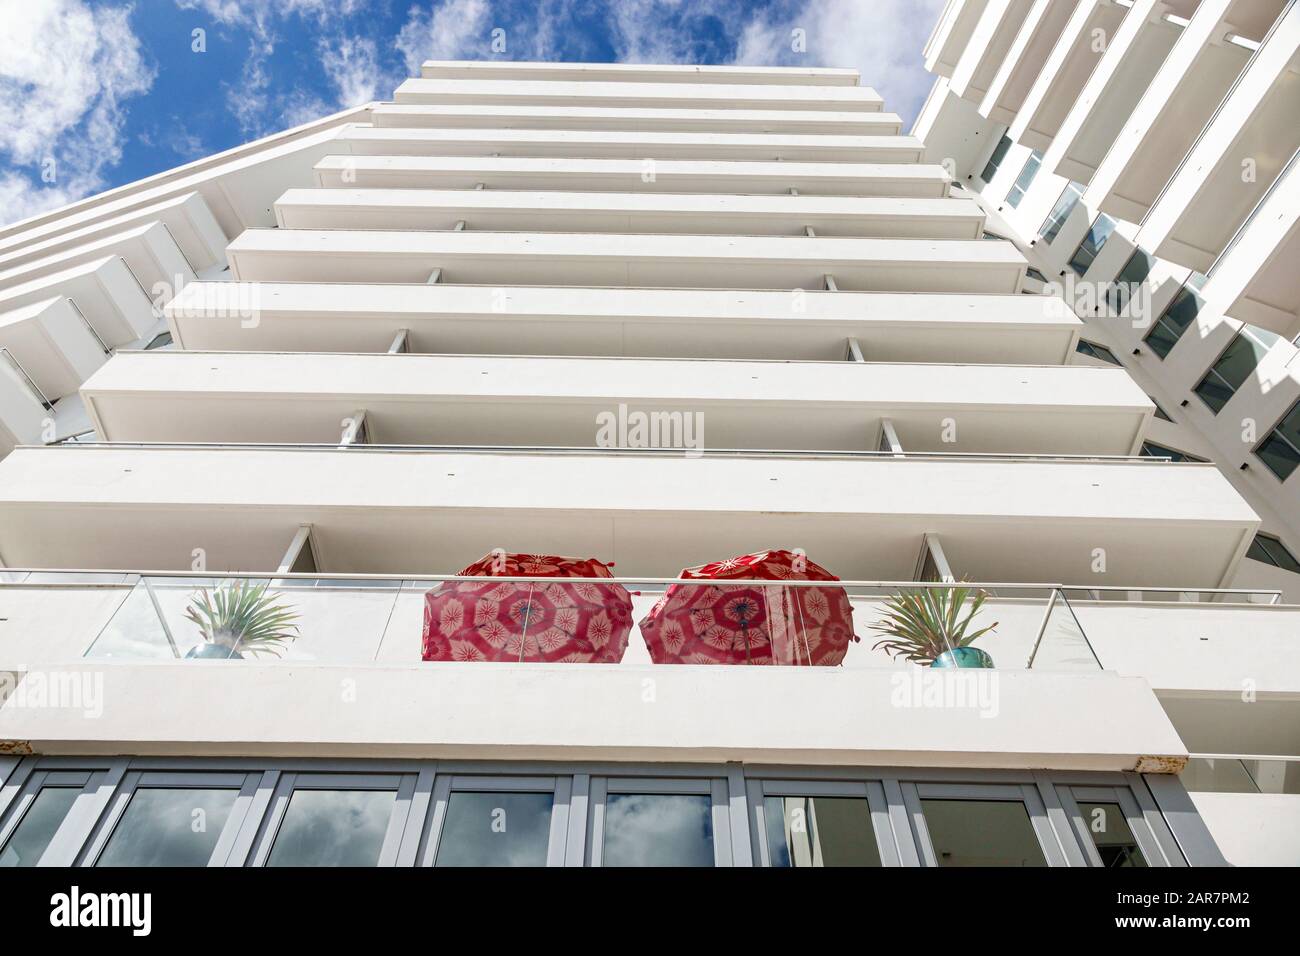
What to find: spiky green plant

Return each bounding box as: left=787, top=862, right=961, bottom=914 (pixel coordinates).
left=869, top=586, right=997, bottom=665
left=183, top=580, right=299, bottom=658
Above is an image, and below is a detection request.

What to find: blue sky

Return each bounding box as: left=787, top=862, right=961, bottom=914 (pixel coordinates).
left=0, top=0, right=944, bottom=226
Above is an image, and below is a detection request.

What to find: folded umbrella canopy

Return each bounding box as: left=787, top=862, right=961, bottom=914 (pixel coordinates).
left=638, top=549, right=857, bottom=665
left=422, top=553, right=632, bottom=663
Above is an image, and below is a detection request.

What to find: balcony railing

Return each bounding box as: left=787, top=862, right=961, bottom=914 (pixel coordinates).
left=27, top=440, right=1184, bottom=466
left=0, top=571, right=1109, bottom=671
left=1182, top=754, right=1300, bottom=794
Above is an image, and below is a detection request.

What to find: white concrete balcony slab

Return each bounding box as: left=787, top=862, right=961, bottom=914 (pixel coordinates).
left=0, top=222, right=193, bottom=300
left=1009, top=0, right=1132, bottom=153
left=272, top=188, right=985, bottom=239
left=419, top=60, right=862, bottom=86
left=0, top=655, right=1185, bottom=771
left=332, top=125, right=925, bottom=163
left=0, top=256, right=156, bottom=346
left=81, top=351, right=1151, bottom=456
left=1043, top=0, right=1197, bottom=185
left=224, top=229, right=1026, bottom=292
left=0, top=193, right=226, bottom=276
left=163, top=282, right=1080, bottom=364
left=1201, top=148, right=1300, bottom=339
left=369, top=103, right=903, bottom=135
left=0, top=445, right=1257, bottom=586
left=392, top=78, right=884, bottom=113
left=1139, top=2, right=1300, bottom=272
left=0, top=297, right=109, bottom=402
left=0, top=357, right=48, bottom=456
left=978, top=0, right=1080, bottom=124
left=948, top=0, right=1036, bottom=102
left=0, top=104, right=370, bottom=251
left=1086, top=0, right=1280, bottom=222
left=313, top=155, right=947, bottom=197
left=925, top=0, right=992, bottom=77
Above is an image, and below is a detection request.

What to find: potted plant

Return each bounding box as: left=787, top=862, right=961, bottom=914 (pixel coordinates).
left=183, top=580, right=300, bottom=659
left=869, top=585, right=997, bottom=668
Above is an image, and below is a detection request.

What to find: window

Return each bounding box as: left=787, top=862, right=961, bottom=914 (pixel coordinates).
left=434, top=790, right=554, bottom=867
left=1247, top=532, right=1300, bottom=574
left=1068, top=214, right=1117, bottom=276
left=920, top=799, right=1047, bottom=867
left=1005, top=150, right=1043, bottom=208
left=264, top=786, right=400, bottom=867
left=1075, top=802, right=1147, bottom=867
left=1150, top=398, right=1173, bottom=422
left=143, top=331, right=173, bottom=350
left=0, top=786, right=81, bottom=867
left=1140, top=441, right=1207, bottom=463
left=602, top=793, right=714, bottom=866
left=764, top=796, right=881, bottom=867
left=96, top=787, right=240, bottom=867
left=1194, top=325, right=1282, bottom=414
left=979, top=133, right=1012, bottom=184
left=1025, top=266, right=1049, bottom=283
left=1254, top=398, right=1300, bottom=482
left=1106, top=247, right=1155, bottom=316
left=1076, top=339, right=1122, bottom=366
left=981, top=231, right=1009, bottom=241
left=1144, top=281, right=1206, bottom=359
left=1038, top=181, right=1085, bottom=244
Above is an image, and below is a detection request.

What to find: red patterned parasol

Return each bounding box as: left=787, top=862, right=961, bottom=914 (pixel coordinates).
left=422, top=553, right=632, bottom=663
left=638, top=549, right=857, bottom=665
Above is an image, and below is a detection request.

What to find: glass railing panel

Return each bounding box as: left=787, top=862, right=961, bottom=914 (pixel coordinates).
left=84, top=576, right=401, bottom=662
left=72, top=575, right=1101, bottom=671
left=1181, top=757, right=1261, bottom=794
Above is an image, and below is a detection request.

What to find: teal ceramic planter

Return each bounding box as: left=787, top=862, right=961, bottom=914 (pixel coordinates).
left=932, top=647, right=994, bottom=669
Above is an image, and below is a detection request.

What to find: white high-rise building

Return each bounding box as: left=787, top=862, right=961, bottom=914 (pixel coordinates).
left=0, top=51, right=1294, bottom=868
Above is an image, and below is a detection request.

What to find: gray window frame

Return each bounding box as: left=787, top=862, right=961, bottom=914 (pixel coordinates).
left=246, top=771, right=419, bottom=868
left=0, top=757, right=1209, bottom=867
left=418, top=772, right=572, bottom=867
left=904, top=781, right=1065, bottom=866
left=746, top=777, right=902, bottom=866
left=1005, top=150, right=1042, bottom=208
left=77, top=770, right=263, bottom=867
left=585, top=773, right=735, bottom=867
left=1057, top=783, right=1178, bottom=867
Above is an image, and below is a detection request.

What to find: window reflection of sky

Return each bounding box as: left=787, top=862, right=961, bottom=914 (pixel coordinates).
left=602, top=793, right=713, bottom=867
left=98, top=787, right=238, bottom=866
left=436, top=791, right=554, bottom=867
left=267, top=789, right=396, bottom=867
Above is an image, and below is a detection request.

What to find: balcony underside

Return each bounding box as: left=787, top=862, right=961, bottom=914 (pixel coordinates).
left=0, top=446, right=1256, bottom=586
left=313, top=155, right=946, bottom=197
left=333, top=126, right=925, bottom=163
left=164, top=282, right=1079, bottom=363
left=225, top=230, right=1026, bottom=292
left=369, top=103, right=903, bottom=134
left=272, top=189, right=984, bottom=239
left=82, top=351, right=1151, bottom=455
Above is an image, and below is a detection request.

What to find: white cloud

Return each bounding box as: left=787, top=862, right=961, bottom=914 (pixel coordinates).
left=395, top=0, right=493, bottom=75
left=321, top=35, right=383, bottom=108
left=730, top=0, right=946, bottom=125
left=0, top=0, right=154, bottom=226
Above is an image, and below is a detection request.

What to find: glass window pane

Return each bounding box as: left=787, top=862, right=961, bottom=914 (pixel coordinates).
left=0, top=786, right=81, bottom=867
left=602, top=792, right=713, bottom=867
left=435, top=790, right=554, bottom=867
left=1248, top=534, right=1300, bottom=574
left=764, top=795, right=881, bottom=867
left=266, top=789, right=396, bottom=867
left=1005, top=150, right=1042, bottom=208
left=921, top=798, right=1047, bottom=867
left=96, top=787, right=239, bottom=867
left=980, top=134, right=1012, bottom=183
left=1039, top=182, right=1084, bottom=244
left=1068, top=214, right=1117, bottom=275
left=1076, top=802, right=1147, bottom=867
left=1255, top=401, right=1300, bottom=481
left=1144, top=286, right=1202, bottom=358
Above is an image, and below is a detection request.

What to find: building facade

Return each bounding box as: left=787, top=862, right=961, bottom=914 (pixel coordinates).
left=0, top=51, right=1295, bottom=866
